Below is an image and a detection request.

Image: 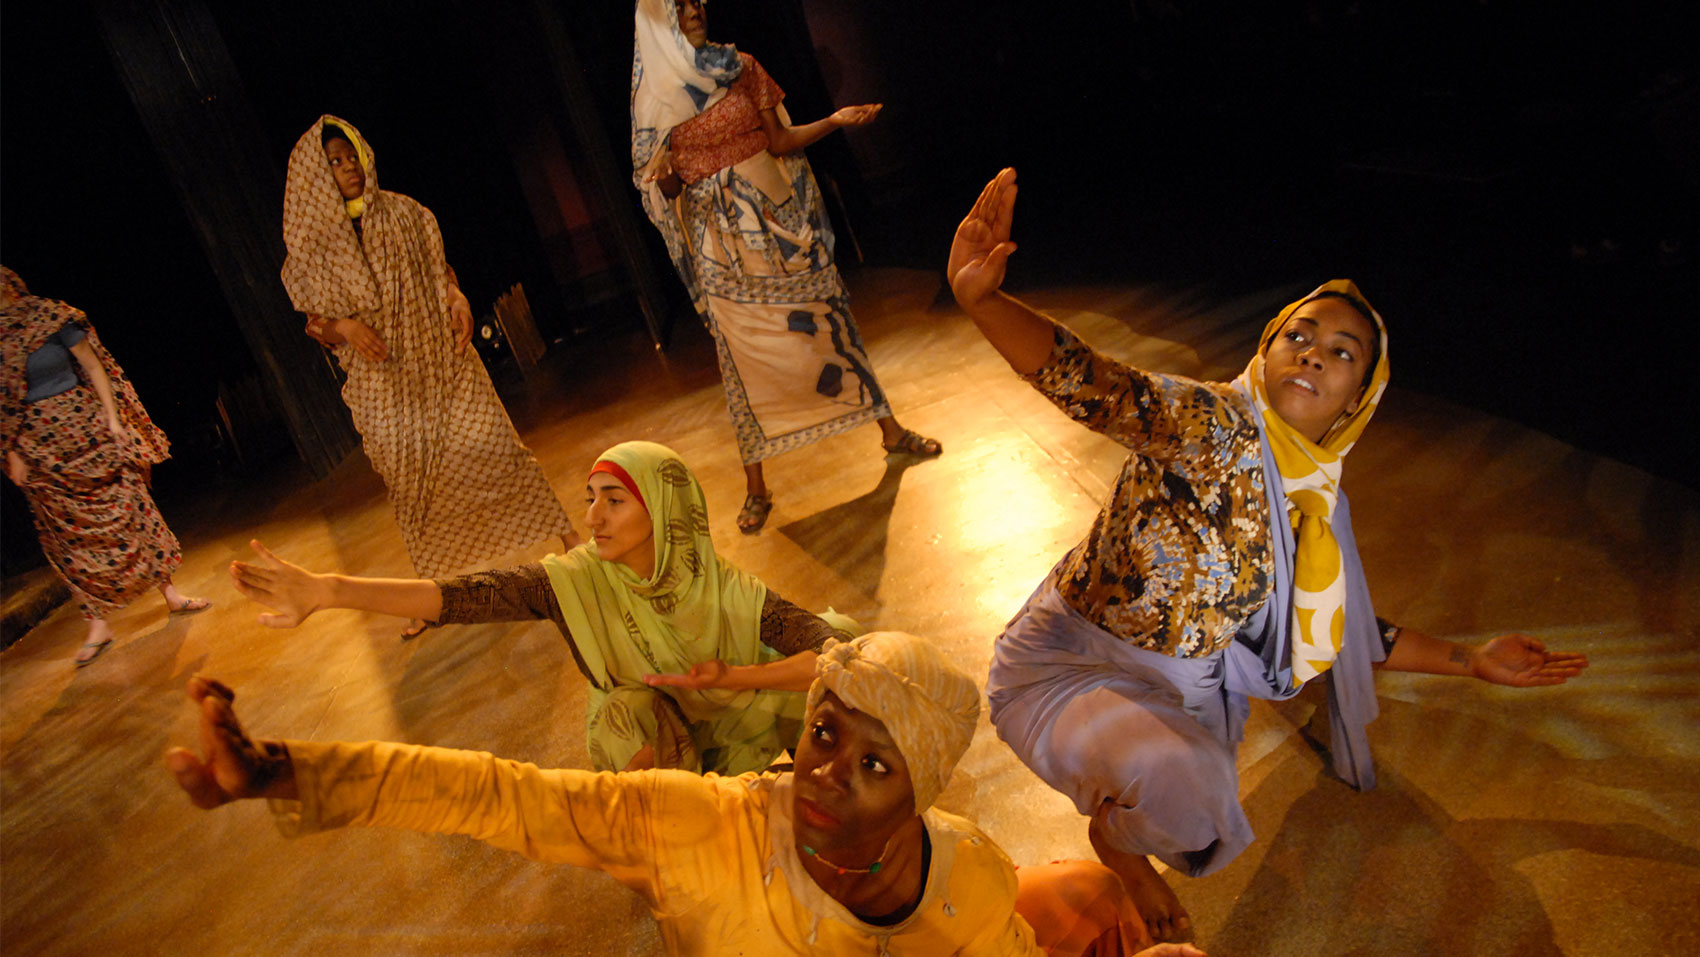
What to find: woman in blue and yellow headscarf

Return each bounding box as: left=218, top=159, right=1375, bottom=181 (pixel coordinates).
left=949, top=169, right=1590, bottom=942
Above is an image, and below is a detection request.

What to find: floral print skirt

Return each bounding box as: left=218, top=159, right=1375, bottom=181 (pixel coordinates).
left=14, top=386, right=181, bottom=617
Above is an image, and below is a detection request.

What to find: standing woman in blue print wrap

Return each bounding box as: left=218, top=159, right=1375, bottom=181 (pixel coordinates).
left=631, top=0, right=941, bottom=534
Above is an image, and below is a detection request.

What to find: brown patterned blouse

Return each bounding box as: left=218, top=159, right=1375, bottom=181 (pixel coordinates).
left=434, top=563, right=843, bottom=684
left=1023, top=325, right=1275, bottom=658
left=669, top=54, right=785, bottom=186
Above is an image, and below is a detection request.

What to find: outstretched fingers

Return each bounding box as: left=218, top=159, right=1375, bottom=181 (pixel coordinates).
left=1519, top=652, right=1591, bottom=685
left=168, top=675, right=242, bottom=808
left=974, top=167, right=1018, bottom=241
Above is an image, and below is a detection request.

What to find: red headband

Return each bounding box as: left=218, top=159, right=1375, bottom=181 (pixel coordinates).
left=588, top=460, right=646, bottom=508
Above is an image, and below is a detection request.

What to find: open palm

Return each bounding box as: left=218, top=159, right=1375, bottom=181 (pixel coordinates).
left=948, top=167, right=1020, bottom=310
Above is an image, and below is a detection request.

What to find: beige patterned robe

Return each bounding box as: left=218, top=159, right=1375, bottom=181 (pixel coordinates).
left=281, top=115, right=569, bottom=576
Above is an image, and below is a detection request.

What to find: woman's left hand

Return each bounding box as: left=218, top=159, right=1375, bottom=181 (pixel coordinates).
left=4, top=450, right=27, bottom=485
left=644, top=659, right=732, bottom=690
left=1470, top=634, right=1590, bottom=687
left=105, top=411, right=127, bottom=445
left=830, top=103, right=882, bottom=128
left=447, top=286, right=474, bottom=355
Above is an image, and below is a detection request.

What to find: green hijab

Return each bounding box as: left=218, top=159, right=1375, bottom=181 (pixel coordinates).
left=542, top=441, right=795, bottom=772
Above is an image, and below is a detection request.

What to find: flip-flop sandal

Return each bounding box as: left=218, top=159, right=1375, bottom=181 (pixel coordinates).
left=169, top=597, right=213, bottom=616
left=882, top=429, right=943, bottom=457
left=737, top=492, right=774, bottom=535
left=75, top=637, right=113, bottom=667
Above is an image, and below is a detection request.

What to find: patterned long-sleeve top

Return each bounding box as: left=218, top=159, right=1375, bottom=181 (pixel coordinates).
left=434, top=563, right=842, bottom=684
left=1023, top=325, right=1275, bottom=658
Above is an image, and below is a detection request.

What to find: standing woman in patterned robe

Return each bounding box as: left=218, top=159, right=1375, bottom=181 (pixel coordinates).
left=281, top=116, right=576, bottom=636
left=631, top=0, right=942, bottom=534
left=1, top=267, right=210, bottom=666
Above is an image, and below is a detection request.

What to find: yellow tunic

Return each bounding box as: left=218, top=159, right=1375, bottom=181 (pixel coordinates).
left=272, top=741, right=1038, bottom=956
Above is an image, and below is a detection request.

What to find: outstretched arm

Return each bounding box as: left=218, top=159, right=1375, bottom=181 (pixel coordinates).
left=947, top=168, right=1056, bottom=375
left=644, top=650, right=819, bottom=694
left=230, top=539, right=443, bottom=627
left=1380, top=627, right=1589, bottom=687
left=648, top=103, right=882, bottom=200
left=758, top=102, right=880, bottom=156
left=164, top=677, right=675, bottom=884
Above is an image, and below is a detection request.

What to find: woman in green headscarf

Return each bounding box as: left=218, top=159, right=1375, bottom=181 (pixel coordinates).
left=231, top=441, right=854, bottom=773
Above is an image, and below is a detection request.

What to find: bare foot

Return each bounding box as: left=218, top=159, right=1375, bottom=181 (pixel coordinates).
left=1091, top=813, right=1193, bottom=942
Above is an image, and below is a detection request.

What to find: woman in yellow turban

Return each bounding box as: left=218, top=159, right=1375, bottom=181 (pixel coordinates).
left=166, top=632, right=1205, bottom=956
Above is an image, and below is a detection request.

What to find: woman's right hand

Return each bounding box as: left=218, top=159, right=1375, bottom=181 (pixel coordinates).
left=947, top=167, right=1020, bottom=312
left=829, top=103, right=882, bottom=128
left=4, top=450, right=27, bottom=485
left=230, top=539, right=331, bottom=628
left=165, top=675, right=297, bottom=807
left=306, top=313, right=388, bottom=362
left=643, top=659, right=732, bottom=690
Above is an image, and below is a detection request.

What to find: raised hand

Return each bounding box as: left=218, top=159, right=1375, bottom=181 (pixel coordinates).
left=1470, top=634, right=1590, bottom=687
left=643, top=659, right=732, bottom=690
left=948, top=167, right=1020, bottom=312
left=230, top=539, right=328, bottom=628
left=164, top=675, right=295, bottom=808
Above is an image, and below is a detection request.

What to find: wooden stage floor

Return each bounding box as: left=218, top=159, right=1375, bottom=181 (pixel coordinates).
left=4, top=268, right=1696, bottom=954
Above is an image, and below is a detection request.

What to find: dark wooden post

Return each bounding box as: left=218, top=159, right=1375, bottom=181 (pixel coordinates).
left=529, top=0, right=679, bottom=350
left=93, top=0, right=358, bottom=477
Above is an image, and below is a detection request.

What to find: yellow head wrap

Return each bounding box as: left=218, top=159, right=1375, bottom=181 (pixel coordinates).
left=1237, top=280, right=1390, bottom=684
left=805, top=632, right=981, bottom=815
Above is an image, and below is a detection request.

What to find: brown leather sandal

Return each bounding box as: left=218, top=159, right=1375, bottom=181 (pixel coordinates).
left=882, top=429, right=942, bottom=457
left=737, top=492, right=774, bottom=534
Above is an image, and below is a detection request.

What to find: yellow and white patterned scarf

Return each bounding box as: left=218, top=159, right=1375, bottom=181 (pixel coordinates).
left=1237, top=280, right=1389, bottom=685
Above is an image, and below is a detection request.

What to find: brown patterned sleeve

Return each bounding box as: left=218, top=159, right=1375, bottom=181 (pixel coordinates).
left=433, top=564, right=604, bottom=688
left=433, top=563, right=564, bottom=628
left=759, top=591, right=849, bottom=656
left=1021, top=324, right=1224, bottom=462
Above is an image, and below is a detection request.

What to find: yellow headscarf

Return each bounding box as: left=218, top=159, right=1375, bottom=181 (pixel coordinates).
left=1237, top=280, right=1390, bottom=685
